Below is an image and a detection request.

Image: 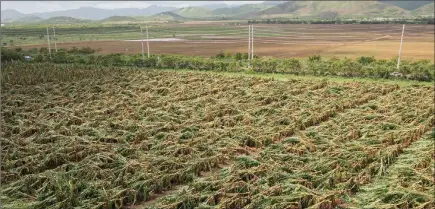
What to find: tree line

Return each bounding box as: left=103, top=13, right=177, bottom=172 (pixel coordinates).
left=2, top=47, right=433, bottom=82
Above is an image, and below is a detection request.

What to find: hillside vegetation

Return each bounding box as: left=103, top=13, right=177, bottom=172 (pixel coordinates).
left=2, top=1, right=433, bottom=24
left=244, top=1, right=407, bottom=19
left=212, top=3, right=273, bottom=17
left=146, top=12, right=186, bottom=21
left=173, top=7, right=212, bottom=18
left=100, top=16, right=139, bottom=23
left=379, top=0, right=433, bottom=10
left=40, top=16, right=90, bottom=24
left=412, top=3, right=435, bottom=16
left=15, top=15, right=43, bottom=23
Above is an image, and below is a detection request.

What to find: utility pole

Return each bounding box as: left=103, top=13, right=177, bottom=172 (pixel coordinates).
left=248, top=25, right=251, bottom=60
left=251, top=24, right=254, bottom=60
left=141, top=27, right=145, bottom=60
left=52, top=26, right=57, bottom=52
left=46, top=27, right=51, bottom=56
left=397, top=24, right=405, bottom=70
left=146, top=25, right=150, bottom=58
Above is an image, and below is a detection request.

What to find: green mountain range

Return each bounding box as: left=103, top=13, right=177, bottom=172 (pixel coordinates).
left=162, top=1, right=432, bottom=20
left=412, top=2, right=435, bottom=16
left=39, top=16, right=91, bottom=24
left=173, top=7, right=213, bottom=18
left=1, top=1, right=433, bottom=24
left=142, top=12, right=187, bottom=21
left=379, top=0, right=433, bottom=10
left=243, top=1, right=408, bottom=19
left=212, top=3, right=274, bottom=17
left=100, top=16, right=139, bottom=23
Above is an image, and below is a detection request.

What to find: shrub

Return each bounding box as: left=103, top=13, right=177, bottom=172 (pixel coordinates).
left=52, top=51, right=69, bottom=63
left=28, top=48, right=39, bottom=54
left=277, top=58, right=301, bottom=74
left=39, top=47, right=49, bottom=54
left=68, top=47, right=79, bottom=54
left=235, top=53, right=243, bottom=61
left=242, top=53, right=249, bottom=60
left=87, top=55, right=98, bottom=65
left=143, top=57, right=158, bottom=68
left=3, top=50, right=432, bottom=82
left=252, top=58, right=278, bottom=73
left=159, top=56, right=178, bottom=68
left=308, top=55, right=321, bottom=62
left=100, top=53, right=124, bottom=66
left=1, top=47, right=23, bottom=62
left=77, top=47, right=96, bottom=54
left=34, top=54, right=46, bottom=62
left=215, top=51, right=225, bottom=59
left=357, top=56, right=376, bottom=65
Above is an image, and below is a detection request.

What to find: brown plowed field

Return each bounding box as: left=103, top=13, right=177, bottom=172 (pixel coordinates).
left=20, top=24, right=434, bottom=60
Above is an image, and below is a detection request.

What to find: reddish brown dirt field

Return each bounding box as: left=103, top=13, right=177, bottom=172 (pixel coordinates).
left=20, top=24, right=434, bottom=60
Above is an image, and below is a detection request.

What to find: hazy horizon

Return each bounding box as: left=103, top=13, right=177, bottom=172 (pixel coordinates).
left=1, top=1, right=266, bottom=14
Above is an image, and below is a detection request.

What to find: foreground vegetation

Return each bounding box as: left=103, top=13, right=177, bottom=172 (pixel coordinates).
left=2, top=47, right=434, bottom=82
left=349, top=132, right=434, bottom=208
left=1, top=62, right=433, bottom=209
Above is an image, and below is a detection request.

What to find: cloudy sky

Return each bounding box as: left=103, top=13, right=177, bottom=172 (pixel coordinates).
left=1, top=1, right=264, bottom=13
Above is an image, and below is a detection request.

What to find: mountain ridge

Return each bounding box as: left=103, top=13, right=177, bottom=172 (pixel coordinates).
left=241, top=1, right=408, bottom=19
left=2, top=1, right=433, bottom=23
left=1, top=6, right=178, bottom=21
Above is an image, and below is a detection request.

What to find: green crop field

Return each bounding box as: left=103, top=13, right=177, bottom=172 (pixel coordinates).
left=1, top=62, right=433, bottom=209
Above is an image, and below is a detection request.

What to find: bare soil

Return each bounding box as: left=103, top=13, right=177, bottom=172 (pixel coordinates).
left=20, top=24, right=434, bottom=60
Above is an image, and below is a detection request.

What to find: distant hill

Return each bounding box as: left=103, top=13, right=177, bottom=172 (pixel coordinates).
left=1, top=1, right=433, bottom=23
left=203, top=3, right=230, bottom=10
left=15, top=15, right=43, bottom=23
left=174, top=7, right=213, bottom=18
left=146, top=12, right=187, bottom=21
left=1, top=9, right=26, bottom=22
left=261, top=1, right=287, bottom=6
left=101, top=16, right=139, bottom=23
left=11, top=6, right=177, bottom=21
left=378, top=1, right=433, bottom=10
left=39, top=16, right=90, bottom=24
left=243, top=1, right=408, bottom=19
left=212, top=3, right=274, bottom=17
left=412, top=3, right=435, bottom=16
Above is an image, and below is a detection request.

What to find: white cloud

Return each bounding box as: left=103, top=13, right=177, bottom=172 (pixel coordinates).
left=1, top=1, right=265, bottom=14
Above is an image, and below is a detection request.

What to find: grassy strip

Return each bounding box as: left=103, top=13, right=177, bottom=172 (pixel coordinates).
left=163, top=68, right=434, bottom=87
